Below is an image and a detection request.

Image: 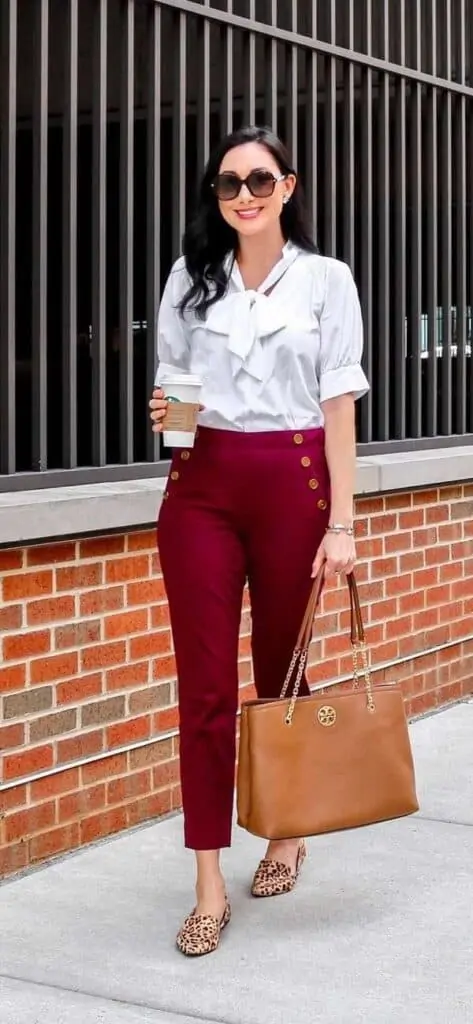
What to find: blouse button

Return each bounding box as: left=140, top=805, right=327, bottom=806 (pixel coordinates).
left=301, top=456, right=311, bottom=468
left=181, top=451, right=190, bottom=460
left=170, top=471, right=179, bottom=481
left=317, top=498, right=328, bottom=510
left=293, top=433, right=304, bottom=445
left=308, top=478, right=319, bottom=490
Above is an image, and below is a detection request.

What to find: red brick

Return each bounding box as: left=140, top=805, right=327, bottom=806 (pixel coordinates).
left=80, top=586, right=124, bottom=616
left=451, top=540, right=473, bottom=559
left=438, top=680, right=463, bottom=705
left=440, top=561, right=463, bottom=582
left=30, top=768, right=80, bottom=802
left=385, top=493, right=412, bottom=510
left=56, top=563, right=103, bottom=591
left=129, top=630, right=172, bottom=660
left=150, top=604, right=170, bottom=629
left=151, top=654, right=177, bottom=682
left=0, top=663, right=26, bottom=693
left=80, top=807, right=127, bottom=845
left=356, top=538, right=383, bottom=559
left=370, top=598, right=398, bottom=622
left=127, top=530, right=157, bottom=551
left=413, top=567, right=439, bottom=589
left=80, top=535, right=125, bottom=558
left=1, top=785, right=28, bottom=812
left=127, top=578, right=166, bottom=606
left=413, top=489, right=438, bottom=505
left=371, top=640, right=399, bottom=664
left=5, top=801, right=56, bottom=843
left=129, top=738, right=173, bottom=770
left=106, top=661, right=149, bottom=691
left=442, top=485, right=463, bottom=500
left=81, top=641, right=126, bottom=672
left=400, top=551, right=425, bottom=571
left=413, top=608, right=439, bottom=631
left=370, top=514, right=398, bottom=535
left=371, top=557, right=398, bottom=579
left=428, top=584, right=450, bottom=605
left=126, top=791, right=171, bottom=828
left=384, top=533, right=408, bottom=554
left=356, top=497, right=384, bottom=514
left=27, top=542, right=76, bottom=566
left=107, top=770, right=151, bottom=804
left=105, top=555, right=149, bottom=584
left=0, top=723, right=24, bottom=750
left=31, top=652, right=78, bottom=684
left=425, top=504, right=450, bottom=525
left=57, top=674, right=103, bottom=705
left=171, top=785, right=182, bottom=811
left=408, top=690, right=438, bottom=716
left=0, top=605, right=22, bottom=632
left=29, top=824, right=80, bottom=863
left=55, top=620, right=101, bottom=649
left=104, top=608, right=148, bottom=639
left=413, top=527, right=438, bottom=547
left=81, top=752, right=128, bottom=786
left=425, top=545, right=450, bottom=566
left=27, top=596, right=75, bottom=626
left=153, top=707, right=179, bottom=732
left=0, top=549, right=23, bottom=571
left=57, top=730, right=104, bottom=764
left=3, top=629, right=50, bottom=661
left=152, top=760, right=180, bottom=789
left=354, top=517, right=369, bottom=537
left=399, top=509, right=424, bottom=529
left=452, top=577, right=473, bottom=599
left=399, top=591, right=424, bottom=613
left=106, top=716, right=151, bottom=748
left=59, top=784, right=106, bottom=822
left=4, top=744, right=53, bottom=781
left=0, top=841, right=28, bottom=877
left=385, top=574, right=412, bottom=596
left=3, top=570, right=53, bottom=602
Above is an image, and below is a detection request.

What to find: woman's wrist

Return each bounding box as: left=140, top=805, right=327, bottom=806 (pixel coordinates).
left=326, top=523, right=354, bottom=536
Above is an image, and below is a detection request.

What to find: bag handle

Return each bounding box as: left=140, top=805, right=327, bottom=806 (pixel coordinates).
left=280, top=569, right=375, bottom=724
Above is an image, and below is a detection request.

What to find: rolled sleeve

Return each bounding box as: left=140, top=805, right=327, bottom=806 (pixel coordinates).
left=319, top=259, right=370, bottom=403
left=154, top=259, right=191, bottom=386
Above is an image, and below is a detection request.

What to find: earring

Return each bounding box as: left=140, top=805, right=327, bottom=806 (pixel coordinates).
left=283, top=196, right=289, bottom=205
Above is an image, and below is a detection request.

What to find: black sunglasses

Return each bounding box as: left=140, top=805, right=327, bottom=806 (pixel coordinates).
left=211, top=169, right=288, bottom=201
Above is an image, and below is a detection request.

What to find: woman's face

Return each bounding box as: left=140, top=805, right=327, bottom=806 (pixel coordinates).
left=215, top=141, right=296, bottom=238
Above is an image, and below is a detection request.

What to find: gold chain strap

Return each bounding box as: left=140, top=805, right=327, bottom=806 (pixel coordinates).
left=284, top=649, right=308, bottom=725
left=352, top=640, right=376, bottom=712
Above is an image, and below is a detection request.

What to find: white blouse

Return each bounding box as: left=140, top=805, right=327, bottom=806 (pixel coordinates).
left=155, top=241, right=369, bottom=432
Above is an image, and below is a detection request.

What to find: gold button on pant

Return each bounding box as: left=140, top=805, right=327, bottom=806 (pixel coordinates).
left=301, top=456, right=311, bottom=468
left=181, top=451, right=190, bottom=461
left=170, top=471, right=179, bottom=481
left=308, top=478, right=319, bottom=490
left=293, top=433, right=304, bottom=445
left=317, top=498, right=328, bottom=510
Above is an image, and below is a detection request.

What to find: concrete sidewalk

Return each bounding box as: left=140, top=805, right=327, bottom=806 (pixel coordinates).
left=1, top=701, right=472, bottom=1024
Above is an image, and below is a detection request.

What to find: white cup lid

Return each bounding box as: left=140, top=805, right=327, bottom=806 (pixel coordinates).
left=160, top=373, right=203, bottom=387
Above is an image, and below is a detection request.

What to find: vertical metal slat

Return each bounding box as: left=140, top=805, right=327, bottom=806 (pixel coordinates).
left=393, top=5, right=407, bottom=439
left=305, top=0, right=318, bottom=240
left=91, top=0, right=107, bottom=466
left=197, top=0, right=211, bottom=173
left=425, top=1, right=438, bottom=436
left=360, top=0, right=373, bottom=442
left=243, top=0, right=256, bottom=126
left=453, top=0, right=467, bottom=434
left=146, top=0, right=161, bottom=461
left=285, top=0, right=298, bottom=161
left=440, top=1, right=452, bottom=436
left=265, top=0, right=278, bottom=132
left=0, top=0, right=17, bottom=475
left=62, top=0, right=78, bottom=469
left=323, top=1, right=337, bottom=256
left=172, top=12, right=187, bottom=259
left=342, top=0, right=355, bottom=269
left=221, top=0, right=233, bottom=135
left=408, top=0, right=422, bottom=437
left=376, top=0, right=390, bottom=441
left=119, top=0, right=134, bottom=464
left=32, top=0, right=49, bottom=472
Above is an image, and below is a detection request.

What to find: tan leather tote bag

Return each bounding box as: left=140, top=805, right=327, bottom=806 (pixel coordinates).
left=237, top=570, right=419, bottom=839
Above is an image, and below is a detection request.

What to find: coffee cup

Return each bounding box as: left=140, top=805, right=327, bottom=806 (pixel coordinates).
left=160, top=373, right=203, bottom=448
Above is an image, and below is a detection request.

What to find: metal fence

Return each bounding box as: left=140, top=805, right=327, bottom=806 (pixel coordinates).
left=0, top=0, right=472, bottom=491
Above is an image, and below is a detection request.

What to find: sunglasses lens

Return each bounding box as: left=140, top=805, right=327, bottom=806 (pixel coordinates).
left=213, top=174, right=239, bottom=200
left=247, top=171, right=276, bottom=197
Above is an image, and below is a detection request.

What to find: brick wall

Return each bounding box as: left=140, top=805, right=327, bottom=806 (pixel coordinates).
left=1, top=482, right=473, bottom=878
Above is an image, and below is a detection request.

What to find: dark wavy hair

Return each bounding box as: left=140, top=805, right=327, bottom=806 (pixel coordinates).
left=179, top=125, right=317, bottom=319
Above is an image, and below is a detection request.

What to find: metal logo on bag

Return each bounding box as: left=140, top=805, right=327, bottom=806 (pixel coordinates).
left=317, top=706, right=337, bottom=727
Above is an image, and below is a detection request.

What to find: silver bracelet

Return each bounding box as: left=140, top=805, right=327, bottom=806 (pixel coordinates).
left=326, top=523, right=354, bottom=536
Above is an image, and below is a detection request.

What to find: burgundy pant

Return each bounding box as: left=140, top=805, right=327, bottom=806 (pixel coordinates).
left=158, top=427, right=330, bottom=849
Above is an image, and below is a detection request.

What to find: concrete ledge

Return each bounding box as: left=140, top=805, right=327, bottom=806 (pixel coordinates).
left=0, top=447, right=472, bottom=547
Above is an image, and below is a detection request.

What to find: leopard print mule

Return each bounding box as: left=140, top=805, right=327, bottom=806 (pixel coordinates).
left=176, top=899, right=231, bottom=957
left=251, top=840, right=307, bottom=898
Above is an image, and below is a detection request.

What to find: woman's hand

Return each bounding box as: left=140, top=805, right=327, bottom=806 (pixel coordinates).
left=149, top=388, right=168, bottom=433
left=311, top=530, right=356, bottom=578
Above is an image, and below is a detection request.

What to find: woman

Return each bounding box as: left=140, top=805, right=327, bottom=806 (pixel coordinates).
left=149, top=126, right=369, bottom=957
